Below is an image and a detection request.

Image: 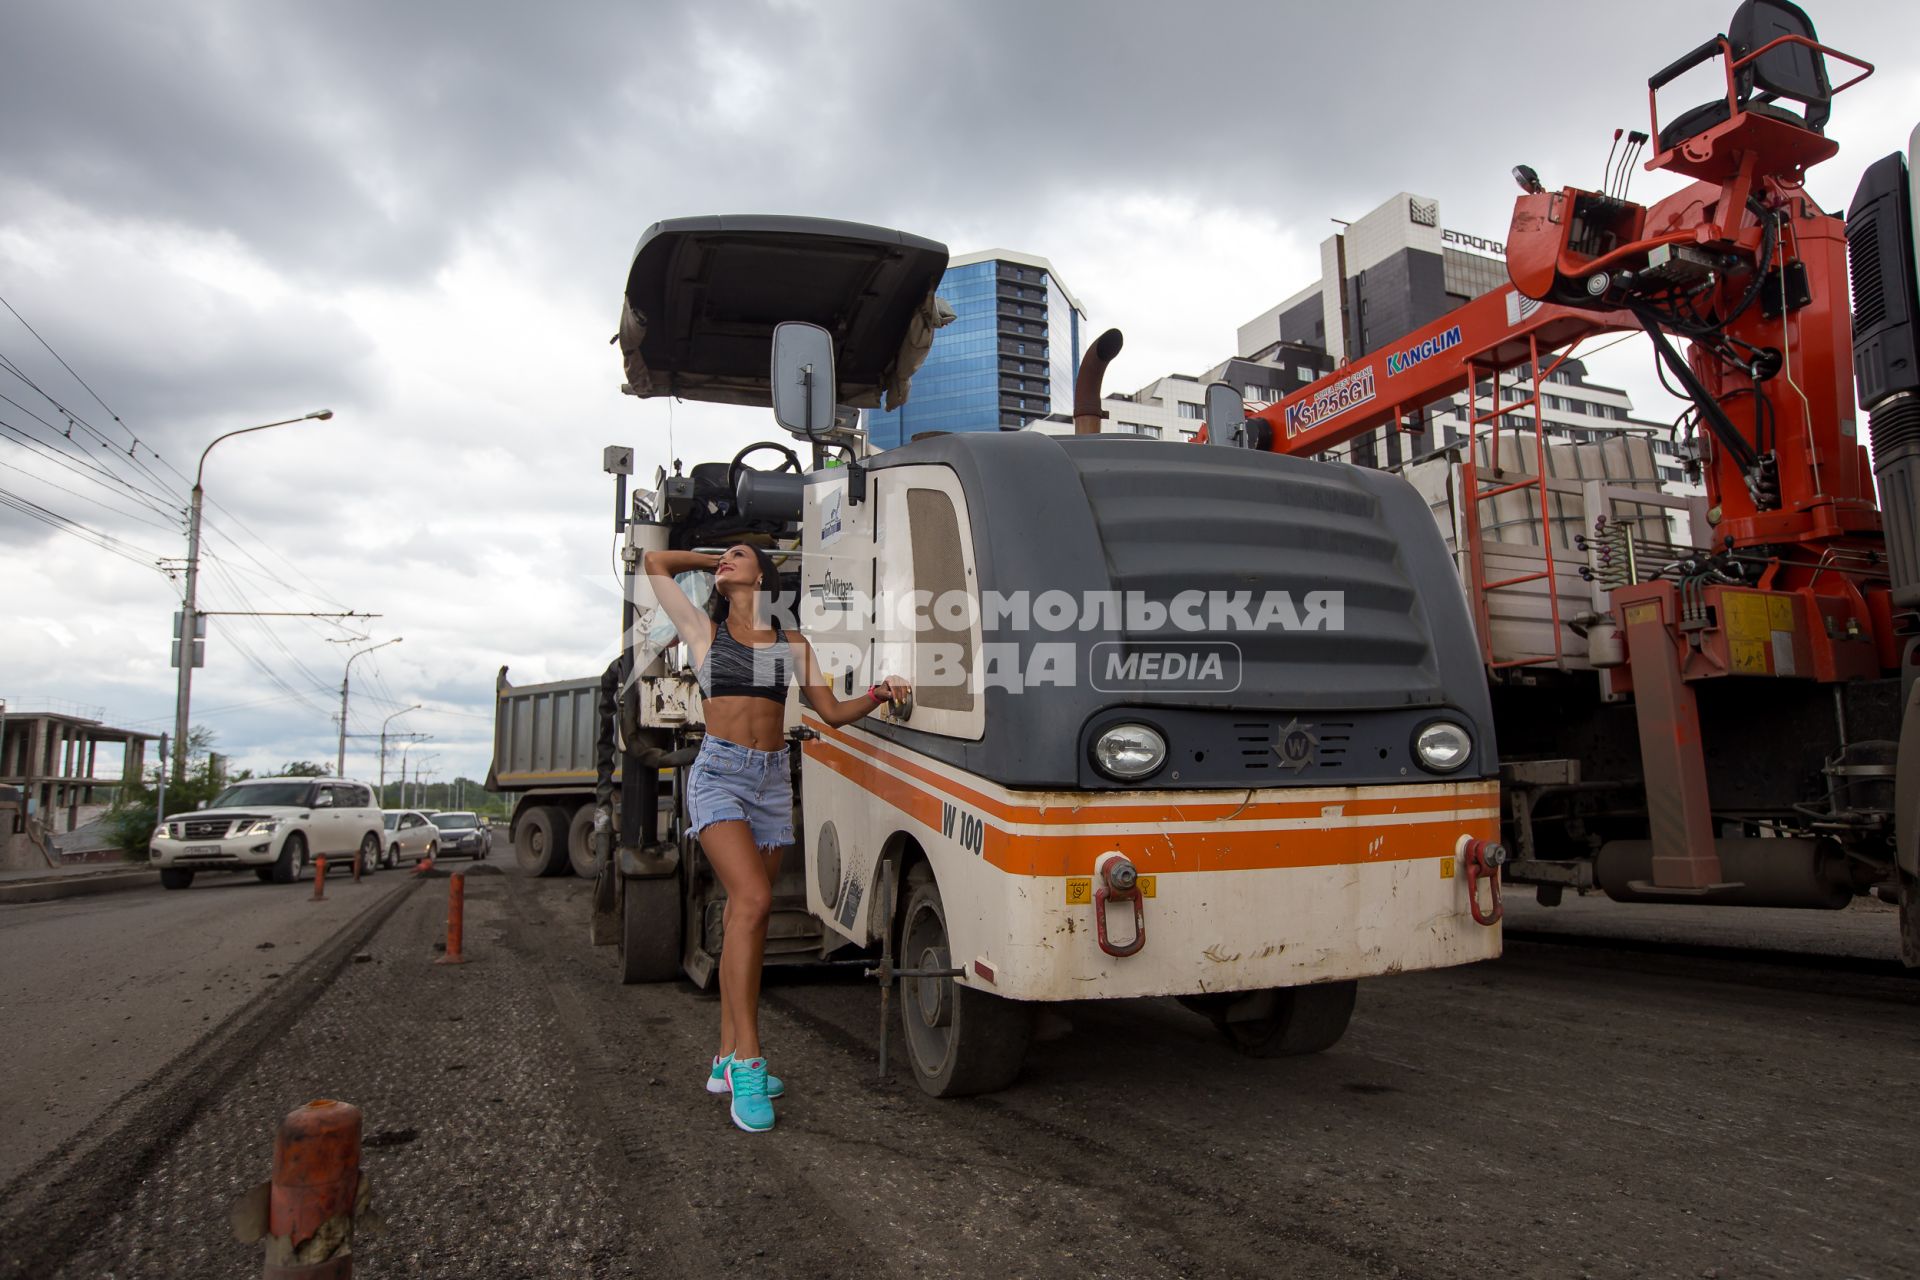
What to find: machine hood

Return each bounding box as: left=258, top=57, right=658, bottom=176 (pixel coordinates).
left=618, top=214, right=951, bottom=412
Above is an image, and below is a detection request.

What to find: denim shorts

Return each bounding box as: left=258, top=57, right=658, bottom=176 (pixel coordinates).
left=685, top=736, right=794, bottom=849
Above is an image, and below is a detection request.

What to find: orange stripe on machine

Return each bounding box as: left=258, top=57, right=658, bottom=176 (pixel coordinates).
left=803, top=724, right=1497, bottom=879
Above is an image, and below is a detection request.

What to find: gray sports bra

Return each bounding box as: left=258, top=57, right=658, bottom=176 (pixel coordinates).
left=695, top=621, right=792, bottom=704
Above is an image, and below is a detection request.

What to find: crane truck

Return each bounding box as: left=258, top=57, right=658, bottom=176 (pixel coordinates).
left=1193, top=0, right=1920, bottom=961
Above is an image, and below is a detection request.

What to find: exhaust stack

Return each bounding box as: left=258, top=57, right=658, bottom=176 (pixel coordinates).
left=1073, top=328, right=1125, bottom=435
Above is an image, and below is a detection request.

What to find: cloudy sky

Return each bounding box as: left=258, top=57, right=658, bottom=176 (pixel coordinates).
left=3, top=0, right=1917, bottom=790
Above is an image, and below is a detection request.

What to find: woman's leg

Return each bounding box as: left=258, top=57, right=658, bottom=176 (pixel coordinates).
left=717, top=846, right=784, bottom=1059
left=698, top=819, right=772, bottom=1061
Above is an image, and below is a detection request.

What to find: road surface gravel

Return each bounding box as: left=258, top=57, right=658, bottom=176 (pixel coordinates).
left=18, top=867, right=1920, bottom=1279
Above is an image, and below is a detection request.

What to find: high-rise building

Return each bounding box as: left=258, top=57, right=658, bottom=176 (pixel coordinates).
left=1232, top=191, right=1695, bottom=488
left=865, top=250, right=1084, bottom=449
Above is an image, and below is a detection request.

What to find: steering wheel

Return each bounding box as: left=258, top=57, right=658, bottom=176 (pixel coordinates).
left=729, top=442, right=803, bottom=505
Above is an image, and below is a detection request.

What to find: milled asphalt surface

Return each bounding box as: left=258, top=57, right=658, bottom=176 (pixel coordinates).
left=0, top=864, right=413, bottom=1185
left=10, top=866, right=1920, bottom=1279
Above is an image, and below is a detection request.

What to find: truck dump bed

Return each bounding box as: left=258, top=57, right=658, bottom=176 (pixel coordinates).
left=488, top=672, right=605, bottom=791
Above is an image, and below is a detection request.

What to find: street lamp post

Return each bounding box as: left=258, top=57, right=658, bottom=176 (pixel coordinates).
left=378, top=704, right=422, bottom=802
left=337, top=637, right=402, bottom=779
left=172, top=409, right=334, bottom=781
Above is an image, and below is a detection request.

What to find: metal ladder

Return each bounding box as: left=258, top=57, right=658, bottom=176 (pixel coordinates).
left=1458, top=333, right=1565, bottom=670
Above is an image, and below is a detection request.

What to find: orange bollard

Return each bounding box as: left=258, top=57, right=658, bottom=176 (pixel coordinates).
left=411, top=854, right=433, bottom=877
left=436, top=871, right=467, bottom=965
left=312, top=856, right=327, bottom=902
left=351, top=851, right=362, bottom=883
left=230, top=1097, right=368, bottom=1278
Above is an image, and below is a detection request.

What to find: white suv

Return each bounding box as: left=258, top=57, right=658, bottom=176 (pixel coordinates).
left=149, top=777, right=386, bottom=890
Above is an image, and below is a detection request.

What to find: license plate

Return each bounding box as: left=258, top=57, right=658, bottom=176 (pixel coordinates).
left=186, top=844, right=223, bottom=856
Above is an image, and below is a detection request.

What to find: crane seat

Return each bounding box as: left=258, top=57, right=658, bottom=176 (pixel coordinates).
left=1651, top=0, right=1833, bottom=157
left=1657, top=98, right=1815, bottom=154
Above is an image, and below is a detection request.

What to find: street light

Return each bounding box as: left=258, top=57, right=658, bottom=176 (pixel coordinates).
left=337, top=637, right=402, bottom=779
left=171, top=409, right=334, bottom=781
left=379, top=704, right=422, bottom=801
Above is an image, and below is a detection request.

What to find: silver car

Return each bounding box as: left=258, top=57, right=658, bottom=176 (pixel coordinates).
left=381, top=810, right=440, bottom=868
left=428, top=811, right=492, bottom=860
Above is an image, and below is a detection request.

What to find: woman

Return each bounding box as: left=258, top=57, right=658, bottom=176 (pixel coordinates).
left=643, top=543, right=909, bottom=1133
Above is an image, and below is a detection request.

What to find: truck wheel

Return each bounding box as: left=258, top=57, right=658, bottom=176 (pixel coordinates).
left=159, top=868, right=194, bottom=890
left=619, top=872, right=682, bottom=983
left=514, top=805, right=571, bottom=876
left=568, top=804, right=604, bottom=878
left=272, top=834, right=307, bottom=885
left=1900, top=871, right=1920, bottom=969
left=1206, top=981, right=1358, bottom=1058
left=898, top=863, right=1031, bottom=1097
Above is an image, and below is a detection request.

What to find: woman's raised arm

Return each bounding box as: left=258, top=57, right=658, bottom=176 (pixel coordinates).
left=642, top=549, right=720, bottom=664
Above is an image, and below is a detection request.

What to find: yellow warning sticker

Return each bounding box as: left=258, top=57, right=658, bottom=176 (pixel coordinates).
left=1766, top=595, right=1795, bottom=631
left=1723, top=591, right=1770, bottom=643
left=1730, top=638, right=1769, bottom=674
left=1439, top=856, right=1456, bottom=880
left=1067, top=875, right=1155, bottom=900
left=1623, top=602, right=1660, bottom=626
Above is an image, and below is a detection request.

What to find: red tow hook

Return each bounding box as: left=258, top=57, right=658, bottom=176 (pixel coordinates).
left=1457, top=835, right=1507, bottom=926
left=1093, top=852, right=1146, bottom=958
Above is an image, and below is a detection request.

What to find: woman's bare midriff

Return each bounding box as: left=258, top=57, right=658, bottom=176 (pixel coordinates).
left=703, top=696, right=789, bottom=752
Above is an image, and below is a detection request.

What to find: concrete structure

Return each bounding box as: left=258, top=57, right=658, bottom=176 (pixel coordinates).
left=0, top=707, right=153, bottom=870
left=865, top=249, right=1085, bottom=448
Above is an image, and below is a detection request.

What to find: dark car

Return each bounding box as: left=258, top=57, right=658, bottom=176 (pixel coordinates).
left=428, top=811, right=492, bottom=860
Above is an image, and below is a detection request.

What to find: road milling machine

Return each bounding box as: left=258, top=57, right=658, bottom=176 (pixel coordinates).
left=494, top=215, right=1515, bottom=1095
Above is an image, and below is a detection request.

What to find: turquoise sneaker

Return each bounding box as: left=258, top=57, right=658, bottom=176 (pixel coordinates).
left=727, top=1057, right=776, bottom=1133
left=707, top=1053, right=783, bottom=1098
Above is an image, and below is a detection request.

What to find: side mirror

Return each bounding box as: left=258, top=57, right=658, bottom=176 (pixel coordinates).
left=1204, top=381, right=1246, bottom=447
left=771, top=321, right=836, bottom=440
left=195, top=800, right=208, bottom=810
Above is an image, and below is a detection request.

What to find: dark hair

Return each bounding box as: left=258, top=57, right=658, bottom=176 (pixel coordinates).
left=708, top=545, right=782, bottom=629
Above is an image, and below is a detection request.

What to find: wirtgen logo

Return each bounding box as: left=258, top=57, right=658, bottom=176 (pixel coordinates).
left=1091, top=641, right=1242, bottom=693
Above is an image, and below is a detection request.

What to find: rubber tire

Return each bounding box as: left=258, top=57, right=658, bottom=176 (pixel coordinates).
left=568, top=804, right=604, bottom=878
left=1209, top=981, right=1358, bottom=1059
left=272, top=833, right=307, bottom=885
left=159, top=868, right=194, bottom=890
left=619, top=872, right=683, bottom=983
left=514, top=805, right=572, bottom=877
left=1899, top=871, right=1920, bottom=969
left=358, top=833, right=381, bottom=876
left=898, top=864, right=1032, bottom=1097
left=255, top=867, right=274, bottom=883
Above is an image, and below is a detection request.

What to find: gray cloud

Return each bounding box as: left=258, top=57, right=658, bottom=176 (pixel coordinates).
left=5, top=0, right=1917, bottom=781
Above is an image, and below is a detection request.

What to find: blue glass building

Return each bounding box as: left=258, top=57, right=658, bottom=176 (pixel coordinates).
left=865, top=250, right=1084, bottom=450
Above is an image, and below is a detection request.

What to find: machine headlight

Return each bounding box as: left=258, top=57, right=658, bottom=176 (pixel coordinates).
left=238, top=819, right=279, bottom=835
left=1092, top=723, right=1167, bottom=780
left=1413, top=721, right=1472, bottom=773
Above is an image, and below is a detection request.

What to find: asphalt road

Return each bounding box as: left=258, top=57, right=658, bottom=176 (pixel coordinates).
left=16, top=865, right=1917, bottom=1279
left=0, top=865, right=410, bottom=1185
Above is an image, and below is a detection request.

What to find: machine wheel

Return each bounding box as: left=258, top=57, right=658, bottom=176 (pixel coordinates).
left=619, top=873, right=683, bottom=983
left=159, top=868, right=194, bottom=890
left=514, top=805, right=571, bottom=876
left=1199, top=981, right=1358, bottom=1059
left=273, top=834, right=307, bottom=885
left=357, top=833, right=381, bottom=875
left=568, top=803, right=604, bottom=878
left=898, top=864, right=1031, bottom=1097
